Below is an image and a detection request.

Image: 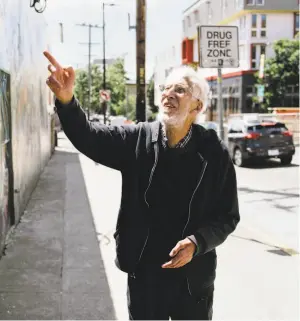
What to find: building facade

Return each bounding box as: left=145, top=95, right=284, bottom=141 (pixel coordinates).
left=182, top=0, right=299, bottom=115
left=0, top=1, right=53, bottom=255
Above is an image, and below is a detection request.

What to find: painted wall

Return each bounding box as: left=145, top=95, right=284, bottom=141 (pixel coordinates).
left=0, top=0, right=53, bottom=251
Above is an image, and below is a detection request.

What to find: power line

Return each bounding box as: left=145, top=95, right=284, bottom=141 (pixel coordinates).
left=76, top=23, right=102, bottom=120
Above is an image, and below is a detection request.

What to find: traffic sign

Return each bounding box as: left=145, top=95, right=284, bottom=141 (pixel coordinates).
left=99, top=89, right=111, bottom=102
left=199, top=25, right=239, bottom=68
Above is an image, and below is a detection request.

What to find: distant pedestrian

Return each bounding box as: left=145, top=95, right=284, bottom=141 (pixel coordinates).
left=44, top=50, right=240, bottom=320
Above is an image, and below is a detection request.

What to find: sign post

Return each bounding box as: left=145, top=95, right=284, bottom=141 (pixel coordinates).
left=199, top=25, right=239, bottom=141
left=257, top=54, right=265, bottom=105
left=99, top=90, right=111, bottom=122
left=217, top=68, right=223, bottom=140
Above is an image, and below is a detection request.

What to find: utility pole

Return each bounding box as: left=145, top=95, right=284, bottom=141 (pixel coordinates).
left=102, top=3, right=107, bottom=124
left=77, top=23, right=101, bottom=120
left=102, top=3, right=116, bottom=124
left=136, top=0, right=146, bottom=123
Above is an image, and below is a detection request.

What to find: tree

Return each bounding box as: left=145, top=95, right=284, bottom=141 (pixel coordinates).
left=115, top=95, right=136, bottom=121
left=74, top=59, right=127, bottom=116
left=147, top=75, right=158, bottom=120
left=74, top=65, right=102, bottom=114
left=255, top=39, right=299, bottom=110
left=106, top=58, right=127, bottom=116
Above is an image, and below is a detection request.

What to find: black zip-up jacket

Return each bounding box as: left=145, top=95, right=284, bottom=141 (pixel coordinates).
left=56, top=97, right=240, bottom=297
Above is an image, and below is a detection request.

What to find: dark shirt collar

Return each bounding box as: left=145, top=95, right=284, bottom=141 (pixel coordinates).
left=160, top=122, right=193, bottom=149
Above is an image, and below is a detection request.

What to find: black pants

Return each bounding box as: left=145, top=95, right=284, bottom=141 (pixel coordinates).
left=127, top=268, right=213, bottom=320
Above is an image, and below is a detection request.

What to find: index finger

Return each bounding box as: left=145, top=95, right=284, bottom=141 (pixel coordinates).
left=43, top=51, right=62, bottom=69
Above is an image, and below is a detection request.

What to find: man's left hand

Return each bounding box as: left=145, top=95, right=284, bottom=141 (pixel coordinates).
left=162, top=238, right=196, bottom=269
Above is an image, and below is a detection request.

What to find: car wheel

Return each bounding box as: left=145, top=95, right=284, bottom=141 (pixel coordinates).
left=233, top=147, right=245, bottom=167
left=280, top=155, right=292, bottom=165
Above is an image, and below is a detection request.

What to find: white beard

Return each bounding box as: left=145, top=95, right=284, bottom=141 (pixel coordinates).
left=158, top=106, right=189, bottom=128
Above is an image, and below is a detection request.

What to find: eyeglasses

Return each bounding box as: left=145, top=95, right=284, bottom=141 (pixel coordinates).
left=159, top=83, right=200, bottom=101
left=159, top=84, right=192, bottom=95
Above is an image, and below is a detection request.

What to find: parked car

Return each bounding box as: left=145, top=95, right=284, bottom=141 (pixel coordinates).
left=227, top=119, right=295, bottom=166
left=196, top=121, right=229, bottom=141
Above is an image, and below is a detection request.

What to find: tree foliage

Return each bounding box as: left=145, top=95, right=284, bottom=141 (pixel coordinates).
left=147, top=74, right=158, bottom=120
left=255, top=39, right=299, bottom=109
left=74, top=59, right=128, bottom=116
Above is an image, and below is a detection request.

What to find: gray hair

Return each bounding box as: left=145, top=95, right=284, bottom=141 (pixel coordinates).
left=165, top=65, right=210, bottom=116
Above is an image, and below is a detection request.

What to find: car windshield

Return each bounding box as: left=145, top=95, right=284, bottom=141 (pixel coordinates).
left=247, top=123, right=288, bottom=135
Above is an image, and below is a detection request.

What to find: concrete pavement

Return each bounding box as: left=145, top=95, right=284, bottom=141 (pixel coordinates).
left=0, top=140, right=115, bottom=319
left=0, top=132, right=298, bottom=320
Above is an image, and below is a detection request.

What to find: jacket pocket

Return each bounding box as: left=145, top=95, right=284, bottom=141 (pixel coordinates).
left=113, top=227, right=147, bottom=273
left=185, top=250, right=216, bottom=299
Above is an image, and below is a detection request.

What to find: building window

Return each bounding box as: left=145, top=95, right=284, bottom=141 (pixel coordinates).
left=251, top=45, right=257, bottom=68
left=246, top=0, right=255, bottom=5
left=187, top=16, right=191, bottom=27
left=251, top=14, right=257, bottom=37
left=246, top=86, right=254, bottom=94
left=256, top=0, right=265, bottom=5
left=239, top=16, right=246, bottom=30
left=287, top=85, right=294, bottom=94
left=261, top=14, right=267, bottom=37
left=235, top=0, right=243, bottom=9
left=251, top=44, right=266, bottom=69
left=239, top=45, right=245, bottom=60
left=294, top=13, right=299, bottom=36
left=222, top=0, right=228, bottom=17
left=194, top=10, right=199, bottom=23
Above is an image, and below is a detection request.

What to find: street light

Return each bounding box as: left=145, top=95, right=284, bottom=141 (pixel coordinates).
left=102, top=2, right=117, bottom=124
left=30, top=0, right=47, bottom=13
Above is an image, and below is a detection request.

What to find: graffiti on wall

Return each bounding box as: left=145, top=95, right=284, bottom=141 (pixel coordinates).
left=0, top=0, right=52, bottom=231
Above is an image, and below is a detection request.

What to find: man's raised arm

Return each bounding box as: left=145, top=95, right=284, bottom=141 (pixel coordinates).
left=44, top=51, right=138, bottom=171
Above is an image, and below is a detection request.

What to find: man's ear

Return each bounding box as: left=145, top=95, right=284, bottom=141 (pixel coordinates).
left=194, top=101, right=203, bottom=113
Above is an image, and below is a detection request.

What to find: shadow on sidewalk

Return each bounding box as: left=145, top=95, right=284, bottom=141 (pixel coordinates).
left=0, top=146, right=116, bottom=320
left=230, top=234, right=299, bottom=256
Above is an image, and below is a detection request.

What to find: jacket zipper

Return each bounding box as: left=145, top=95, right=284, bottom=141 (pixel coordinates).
left=183, top=153, right=207, bottom=297
left=132, top=143, right=159, bottom=278
left=182, top=154, right=208, bottom=239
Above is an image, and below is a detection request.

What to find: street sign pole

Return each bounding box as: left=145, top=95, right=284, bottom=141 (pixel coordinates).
left=217, top=68, right=224, bottom=141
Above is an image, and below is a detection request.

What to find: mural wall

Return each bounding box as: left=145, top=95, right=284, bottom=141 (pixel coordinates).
left=0, top=0, right=53, bottom=253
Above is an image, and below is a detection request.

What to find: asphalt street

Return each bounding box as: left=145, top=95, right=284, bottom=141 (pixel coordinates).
left=236, top=147, right=299, bottom=253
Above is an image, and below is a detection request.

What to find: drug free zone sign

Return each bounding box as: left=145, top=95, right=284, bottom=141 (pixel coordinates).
left=199, top=26, right=239, bottom=68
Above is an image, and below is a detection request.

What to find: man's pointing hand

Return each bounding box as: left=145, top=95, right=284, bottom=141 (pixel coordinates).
left=43, top=51, right=75, bottom=105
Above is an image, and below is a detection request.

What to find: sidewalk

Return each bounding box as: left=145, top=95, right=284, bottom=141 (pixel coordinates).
left=0, top=135, right=115, bottom=319
left=0, top=133, right=298, bottom=320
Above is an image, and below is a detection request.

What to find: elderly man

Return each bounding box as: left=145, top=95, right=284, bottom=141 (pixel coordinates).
left=44, top=51, right=239, bottom=320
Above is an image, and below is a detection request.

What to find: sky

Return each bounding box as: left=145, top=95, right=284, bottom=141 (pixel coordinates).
left=44, top=0, right=195, bottom=81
